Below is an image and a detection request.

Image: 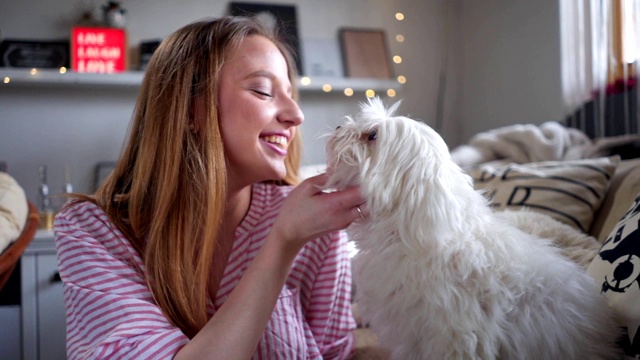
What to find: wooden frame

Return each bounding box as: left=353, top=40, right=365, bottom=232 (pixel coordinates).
left=339, top=28, right=392, bottom=79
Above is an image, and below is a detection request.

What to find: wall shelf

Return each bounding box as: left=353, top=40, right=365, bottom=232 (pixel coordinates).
left=1, top=68, right=401, bottom=94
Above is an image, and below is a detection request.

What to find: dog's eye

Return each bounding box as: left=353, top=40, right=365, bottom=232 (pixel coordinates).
left=336, top=126, right=341, bottom=130
left=368, top=130, right=377, bottom=141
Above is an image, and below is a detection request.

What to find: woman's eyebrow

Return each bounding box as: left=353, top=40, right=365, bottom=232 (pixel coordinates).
left=244, top=70, right=272, bottom=81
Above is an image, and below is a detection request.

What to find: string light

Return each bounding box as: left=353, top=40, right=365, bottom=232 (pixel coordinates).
left=322, top=84, right=332, bottom=92
left=3, top=77, right=9, bottom=84
left=392, top=11, right=406, bottom=95
left=30, top=68, right=38, bottom=75
left=365, top=89, right=375, bottom=98
left=344, top=88, right=354, bottom=96
left=300, top=77, right=311, bottom=86
left=59, top=67, right=67, bottom=74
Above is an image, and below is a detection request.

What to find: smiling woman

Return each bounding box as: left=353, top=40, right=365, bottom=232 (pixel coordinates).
left=53, top=16, right=365, bottom=360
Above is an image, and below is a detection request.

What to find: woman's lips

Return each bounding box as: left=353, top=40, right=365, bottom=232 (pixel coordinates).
left=260, top=135, right=288, bottom=156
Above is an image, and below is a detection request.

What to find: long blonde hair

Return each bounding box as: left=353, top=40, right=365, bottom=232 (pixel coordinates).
left=90, top=16, right=301, bottom=338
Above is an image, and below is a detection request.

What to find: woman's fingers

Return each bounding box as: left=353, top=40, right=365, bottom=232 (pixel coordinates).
left=273, top=173, right=365, bottom=245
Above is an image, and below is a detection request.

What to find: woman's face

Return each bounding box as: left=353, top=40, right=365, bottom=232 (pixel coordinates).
left=217, top=35, right=304, bottom=187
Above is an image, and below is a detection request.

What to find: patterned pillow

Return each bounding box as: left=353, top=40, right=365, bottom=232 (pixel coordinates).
left=467, top=156, right=619, bottom=232
left=587, top=192, right=640, bottom=358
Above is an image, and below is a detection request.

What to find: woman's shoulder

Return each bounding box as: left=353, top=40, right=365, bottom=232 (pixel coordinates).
left=57, top=200, right=108, bottom=224
left=55, top=200, right=123, bottom=240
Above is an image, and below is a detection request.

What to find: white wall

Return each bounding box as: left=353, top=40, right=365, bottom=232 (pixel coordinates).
left=456, top=0, right=565, bottom=143
left=0, top=0, right=566, bottom=204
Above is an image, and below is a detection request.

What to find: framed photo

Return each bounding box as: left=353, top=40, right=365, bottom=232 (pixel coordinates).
left=229, top=2, right=303, bottom=74
left=303, top=38, right=343, bottom=77
left=339, top=28, right=393, bottom=79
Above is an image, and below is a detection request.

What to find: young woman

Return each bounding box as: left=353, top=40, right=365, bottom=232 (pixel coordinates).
left=54, top=16, right=364, bottom=359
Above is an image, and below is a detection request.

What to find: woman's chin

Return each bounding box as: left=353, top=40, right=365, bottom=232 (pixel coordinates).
left=265, top=163, right=287, bottom=181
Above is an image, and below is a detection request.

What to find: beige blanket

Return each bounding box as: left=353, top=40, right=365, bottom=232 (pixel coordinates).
left=497, top=208, right=601, bottom=268
left=450, top=122, right=592, bottom=167
left=451, top=121, right=640, bottom=168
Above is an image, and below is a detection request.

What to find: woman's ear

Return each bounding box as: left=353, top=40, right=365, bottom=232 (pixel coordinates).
left=189, top=96, right=206, bottom=133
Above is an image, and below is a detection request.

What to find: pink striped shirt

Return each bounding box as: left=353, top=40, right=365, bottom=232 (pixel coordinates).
left=54, top=182, right=356, bottom=359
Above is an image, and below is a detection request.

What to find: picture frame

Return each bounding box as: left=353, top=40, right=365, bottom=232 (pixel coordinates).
left=339, top=28, right=393, bottom=79
left=229, top=2, right=303, bottom=74
left=302, top=38, right=343, bottom=78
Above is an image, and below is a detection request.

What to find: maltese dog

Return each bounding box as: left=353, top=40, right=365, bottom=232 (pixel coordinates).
left=324, top=97, right=621, bottom=360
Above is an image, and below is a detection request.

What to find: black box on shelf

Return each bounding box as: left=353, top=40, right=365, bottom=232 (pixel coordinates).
left=0, top=39, right=70, bottom=68
left=139, top=39, right=161, bottom=71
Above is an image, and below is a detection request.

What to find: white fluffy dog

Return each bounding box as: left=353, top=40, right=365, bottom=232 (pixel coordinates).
left=324, top=98, right=621, bottom=360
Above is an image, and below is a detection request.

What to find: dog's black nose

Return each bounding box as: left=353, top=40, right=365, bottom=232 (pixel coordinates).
left=336, top=126, right=341, bottom=130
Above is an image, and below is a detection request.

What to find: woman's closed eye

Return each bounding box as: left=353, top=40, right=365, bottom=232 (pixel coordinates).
left=252, top=89, right=272, bottom=98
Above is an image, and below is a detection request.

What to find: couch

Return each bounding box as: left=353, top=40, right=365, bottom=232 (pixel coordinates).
left=350, top=124, right=640, bottom=359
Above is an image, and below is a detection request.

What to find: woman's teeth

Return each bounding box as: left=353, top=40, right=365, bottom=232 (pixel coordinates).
left=261, top=135, right=287, bottom=149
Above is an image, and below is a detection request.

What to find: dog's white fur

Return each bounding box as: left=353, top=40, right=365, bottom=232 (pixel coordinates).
left=324, top=98, right=621, bottom=360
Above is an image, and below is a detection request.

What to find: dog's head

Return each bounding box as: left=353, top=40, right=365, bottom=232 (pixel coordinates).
left=325, top=97, right=482, bottom=244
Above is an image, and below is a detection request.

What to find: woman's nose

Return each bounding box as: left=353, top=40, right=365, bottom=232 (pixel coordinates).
left=278, top=97, right=304, bottom=126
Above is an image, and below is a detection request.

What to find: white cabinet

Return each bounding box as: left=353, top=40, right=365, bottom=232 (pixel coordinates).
left=0, top=305, right=22, bottom=359
left=21, top=230, right=66, bottom=360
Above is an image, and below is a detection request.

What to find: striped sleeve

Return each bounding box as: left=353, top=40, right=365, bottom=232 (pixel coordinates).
left=299, top=230, right=356, bottom=359
left=54, top=202, right=189, bottom=360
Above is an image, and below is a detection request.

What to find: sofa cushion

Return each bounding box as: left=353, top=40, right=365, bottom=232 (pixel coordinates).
left=587, top=192, right=640, bottom=358
left=590, top=158, right=640, bottom=241
left=467, top=156, right=619, bottom=233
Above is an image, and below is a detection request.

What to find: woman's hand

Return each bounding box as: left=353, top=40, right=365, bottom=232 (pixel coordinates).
left=270, top=173, right=364, bottom=252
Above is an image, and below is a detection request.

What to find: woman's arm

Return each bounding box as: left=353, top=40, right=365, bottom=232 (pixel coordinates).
left=176, top=173, right=363, bottom=359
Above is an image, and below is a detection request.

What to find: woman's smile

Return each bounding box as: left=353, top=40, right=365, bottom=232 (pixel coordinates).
left=259, top=133, right=289, bottom=155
